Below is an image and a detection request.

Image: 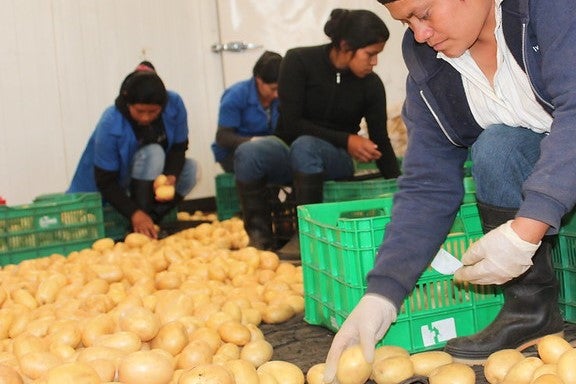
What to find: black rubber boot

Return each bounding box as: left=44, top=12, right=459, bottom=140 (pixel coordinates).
left=130, top=179, right=155, bottom=213
left=236, top=179, right=274, bottom=250
left=277, top=172, right=324, bottom=260
left=151, top=193, right=183, bottom=224
left=150, top=193, right=183, bottom=238
left=444, top=201, right=564, bottom=364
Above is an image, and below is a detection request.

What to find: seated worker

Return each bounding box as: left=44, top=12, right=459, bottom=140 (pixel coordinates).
left=68, top=61, right=198, bottom=239
left=211, top=51, right=282, bottom=173
left=234, top=9, right=401, bottom=257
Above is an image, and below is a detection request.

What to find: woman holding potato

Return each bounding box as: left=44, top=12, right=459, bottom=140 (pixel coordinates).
left=68, top=61, right=198, bottom=239
left=234, top=9, right=400, bottom=255
left=324, top=0, right=575, bottom=380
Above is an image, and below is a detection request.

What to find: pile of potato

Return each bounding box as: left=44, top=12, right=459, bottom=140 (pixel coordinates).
left=483, top=334, right=576, bottom=384
left=307, top=333, right=576, bottom=384
left=0, top=217, right=307, bottom=383
left=176, top=210, right=218, bottom=222
left=307, top=345, right=474, bottom=384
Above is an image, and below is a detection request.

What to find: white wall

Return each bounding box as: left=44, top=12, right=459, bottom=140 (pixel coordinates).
left=0, top=0, right=223, bottom=205
left=217, top=0, right=408, bottom=111
left=0, top=0, right=408, bottom=206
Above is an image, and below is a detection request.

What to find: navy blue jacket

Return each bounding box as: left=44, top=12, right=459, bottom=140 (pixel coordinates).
left=367, top=0, right=576, bottom=309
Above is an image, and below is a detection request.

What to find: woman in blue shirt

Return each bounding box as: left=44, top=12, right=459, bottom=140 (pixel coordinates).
left=211, top=51, right=282, bottom=173
left=68, top=61, right=197, bottom=239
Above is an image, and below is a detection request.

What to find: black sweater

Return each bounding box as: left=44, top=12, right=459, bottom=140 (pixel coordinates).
left=275, top=44, right=400, bottom=179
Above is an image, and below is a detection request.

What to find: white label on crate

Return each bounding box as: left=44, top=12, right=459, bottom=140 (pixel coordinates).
left=278, top=186, right=292, bottom=203
left=39, top=215, right=58, bottom=229
left=421, top=318, right=457, bottom=347
left=430, top=248, right=463, bottom=275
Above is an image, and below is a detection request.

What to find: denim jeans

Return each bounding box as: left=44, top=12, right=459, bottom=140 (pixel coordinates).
left=131, top=144, right=198, bottom=196
left=471, top=124, right=545, bottom=209
left=234, top=135, right=354, bottom=184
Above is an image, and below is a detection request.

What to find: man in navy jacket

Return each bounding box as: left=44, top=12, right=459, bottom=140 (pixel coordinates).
left=324, top=0, right=576, bottom=379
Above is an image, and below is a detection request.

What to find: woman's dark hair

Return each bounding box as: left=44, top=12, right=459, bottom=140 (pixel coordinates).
left=324, top=9, right=390, bottom=51
left=377, top=0, right=398, bottom=4
left=252, top=51, right=282, bottom=84
left=115, top=61, right=167, bottom=114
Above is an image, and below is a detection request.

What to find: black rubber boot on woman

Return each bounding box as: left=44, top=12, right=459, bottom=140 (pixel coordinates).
left=443, top=202, right=564, bottom=364
left=236, top=179, right=274, bottom=251
left=130, top=179, right=155, bottom=213
left=277, top=172, right=324, bottom=260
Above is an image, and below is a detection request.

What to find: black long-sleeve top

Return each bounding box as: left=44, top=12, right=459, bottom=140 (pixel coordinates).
left=275, top=44, right=400, bottom=179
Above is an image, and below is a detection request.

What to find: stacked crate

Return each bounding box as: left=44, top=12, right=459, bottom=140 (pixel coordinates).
left=0, top=193, right=104, bottom=265
left=552, top=210, right=576, bottom=322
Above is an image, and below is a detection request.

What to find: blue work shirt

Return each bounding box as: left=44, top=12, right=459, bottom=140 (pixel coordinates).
left=211, top=77, right=279, bottom=162
left=68, top=91, right=188, bottom=193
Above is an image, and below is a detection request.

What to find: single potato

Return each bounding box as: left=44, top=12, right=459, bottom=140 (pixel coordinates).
left=371, top=355, right=414, bottom=384
left=429, top=362, right=475, bottom=384
left=484, top=349, right=525, bottom=384
left=336, top=345, right=372, bottom=384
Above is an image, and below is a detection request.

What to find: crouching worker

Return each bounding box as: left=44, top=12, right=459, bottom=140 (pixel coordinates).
left=68, top=61, right=198, bottom=239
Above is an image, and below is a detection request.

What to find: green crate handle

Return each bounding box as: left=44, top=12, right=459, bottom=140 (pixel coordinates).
left=34, top=192, right=100, bottom=204
left=339, top=209, right=387, bottom=220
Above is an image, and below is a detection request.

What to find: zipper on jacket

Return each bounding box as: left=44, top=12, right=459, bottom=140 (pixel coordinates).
left=521, top=22, right=553, bottom=111
left=419, top=90, right=463, bottom=147
left=336, top=72, right=341, bottom=84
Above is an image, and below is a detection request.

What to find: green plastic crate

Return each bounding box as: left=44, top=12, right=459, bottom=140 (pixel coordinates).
left=462, top=176, right=476, bottom=203
left=351, top=158, right=403, bottom=178
left=298, top=197, right=503, bottom=353
left=323, top=178, right=398, bottom=203
left=324, top=176, right=476, bottom=204
left=0, top=193, right=104, bottom=265
left=215, top=173, right=241, bottom=221
left=552, top=209, right=576, bottom=322
left=102, top=204, right=131, bottom=241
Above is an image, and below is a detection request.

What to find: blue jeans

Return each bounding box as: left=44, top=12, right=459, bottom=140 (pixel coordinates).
left=471, top=124, right=545, bottom=209
left=131, top=144, right=198, bottom=196
left=234, top=135, right=354, bottom=183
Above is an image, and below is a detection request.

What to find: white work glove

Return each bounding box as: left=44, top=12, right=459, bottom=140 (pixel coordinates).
left=323, top=294, right=397, bottom=384
left=454, top=220, right=540, bottom=285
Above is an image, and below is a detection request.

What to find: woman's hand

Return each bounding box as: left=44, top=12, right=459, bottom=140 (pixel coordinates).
left=131, top=209, right=158, bottom=239
left=347, top=135, right=382, bottom=162
left=164, top=175, right=177, bottom=186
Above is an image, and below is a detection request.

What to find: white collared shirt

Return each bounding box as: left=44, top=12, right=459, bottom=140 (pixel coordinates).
left=437, top=0, right=552, bottom=133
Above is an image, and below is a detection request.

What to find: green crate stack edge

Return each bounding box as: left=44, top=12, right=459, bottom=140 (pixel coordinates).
left=215, top=173, right=241, bottom=221
left=0, top=193, right=105, bottom=266
left=298, top=196, right=504, bottom=354
left=214, top=157, right=420, bottom=220
left=551, top=209, right=576, bottom=322
left=323, top=159, right=474, bottom=203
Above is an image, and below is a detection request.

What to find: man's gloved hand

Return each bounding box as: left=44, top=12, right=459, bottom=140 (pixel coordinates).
left=454, top=220, right=540, bottom=285
left=323, top=294, right=397, bottom=384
